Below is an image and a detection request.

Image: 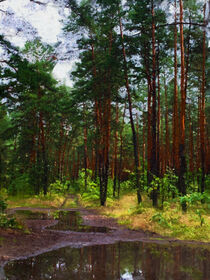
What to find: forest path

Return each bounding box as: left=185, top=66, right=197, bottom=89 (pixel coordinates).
left=1, top=195, right=209, bottom=266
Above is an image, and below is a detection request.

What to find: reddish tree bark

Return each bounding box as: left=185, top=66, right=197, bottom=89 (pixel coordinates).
left=179, top=0, right=187, bottom=210
left=150, top=0, right=158, bottom=206
left=173, top=0, right=180, bottom=173
left=113, top=103, right=119, bottom=197
left=119, top=16, right=142, bottom=203
left=200, top=3, right=206, bottom=193
left=164, top=77, right=170, bottom=169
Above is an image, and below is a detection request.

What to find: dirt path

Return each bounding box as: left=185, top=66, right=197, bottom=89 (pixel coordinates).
left=0, top=196, right=209, bottom=266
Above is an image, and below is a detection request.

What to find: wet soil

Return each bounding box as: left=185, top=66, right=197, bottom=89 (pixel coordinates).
left=0, top=201, right=209, bottom=266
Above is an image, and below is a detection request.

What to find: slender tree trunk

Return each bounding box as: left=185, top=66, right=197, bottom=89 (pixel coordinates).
left=61, top=133, right=68, bottom=180
left=119, top=17, right=142, bottom=203
left=200, top=3, right=206, bottom=194
left=196, top=94, right=201, bottom=189
left=39, top=111, right=48, bottom=195
left=65, top=142, right=71, bottom=179
left=142, top=106, right=146, bottom=174
left=99, top=32, right=112, bottom=206
left=156, top=41, right=160, bottom=176
left=164, top=77, right=170, bottom=169
left=189, top=106, right=194, bottom=174
left=38, top=86, right=48, bottom=195
left=117, top=104, right=126, bottom=198
left=58, top=121, right=64, bottom=179
left=173, top=0, right=180, bottom=173
left=113, top=103, right=119, bottom=197
left=83, top=104, right=88, bottom=190
left=147, top=79, right=152, bottom=183
left=160, top=114, right=165, bottom=175
left=179, top=0, right=187, bottom=210
left=30, top=111, right=36, bottom=166
left=72, top=148, right=76, bottom=181
left=91, top=41, right=100, bottom=182
left=136, top=113, right=141, bottom=169
left=150, top=0, right=158, bottom=206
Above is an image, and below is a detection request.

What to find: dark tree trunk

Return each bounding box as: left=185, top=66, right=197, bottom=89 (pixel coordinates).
left=119, top=16, right=142, bottom=203
left=200, top=3, right=206, bottom=195
left=150, top=0, right=158, bottom=206
left=113, top=103, right=119, bottom=198
left=179, top=0, right=187, bottom=211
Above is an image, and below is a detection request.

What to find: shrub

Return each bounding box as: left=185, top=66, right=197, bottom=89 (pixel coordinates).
left=0, top=197, right=19, bottom=229
left=49, top=180, right=69, bottom=194
left=0, top=197, right=7, bottom=213
left=146, top=169, right=178, bottom=206
left=179, top=192, right=207, bottom=208
left=8, top=173, right=32, bottom=196
left=0, top=213, right=18, bottom=228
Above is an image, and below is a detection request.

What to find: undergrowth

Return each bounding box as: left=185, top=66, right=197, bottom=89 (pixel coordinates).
left=79, top=193, right=210, bottom=242
left=7, top=193, right=66, bottom=209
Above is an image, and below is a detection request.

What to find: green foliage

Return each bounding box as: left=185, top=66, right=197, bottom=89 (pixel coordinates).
left=0, top=196, right=20, bottom=229
left=77, top=169, right=115, bottom=202
left=126, top=169, right=146, bottom=191
left=146, top=169, right=178, bottom=206
left=151, top=213, right=170, bottom=228
left=179, top=192, right=207, bottom=209
left=49, top=180, right=69, bottom=195
left=8, top=173, right=32, bottom=196
left=129, top=204, right=145, bottom=215
left=0, top=213, right=18, bottom=229
left=195, top=210, right=205, bottom=227
left=0, top=197, right=7, bottom=213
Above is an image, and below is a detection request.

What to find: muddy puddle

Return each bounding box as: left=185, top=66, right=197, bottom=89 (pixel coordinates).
left=13, top=210, right=51, bottom=220
left=14, top=209, right=110, bottom=232
left=48, top=210, right=109, bottom=233
left=3, top=241, right=210, bottom=280
left=1, top=209, right=210, bottom=280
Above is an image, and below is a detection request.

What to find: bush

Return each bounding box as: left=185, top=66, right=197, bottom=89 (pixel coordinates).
left=145, top=169, right=178, bottom=206
left=49, top=180, right=69, bottom=194
left=0, top=196, right=19, bottom=229
left=8, top=173, right=32, bottom=196
left=179, top=192, right=207, bottom=208
left=0, top=197, right=7, bottom=213
left=0, top=213, right=18, bottom=228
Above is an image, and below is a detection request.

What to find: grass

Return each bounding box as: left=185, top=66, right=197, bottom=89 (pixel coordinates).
left=79, top=193, right=210, bottom=242
left=7, top=193, right=79, bottom=209
left=5, top=191, right=210, bottom=242
left=7, top=193, right=66, bottom=209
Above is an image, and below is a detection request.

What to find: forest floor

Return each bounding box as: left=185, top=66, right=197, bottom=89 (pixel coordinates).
left=0, top=195, right=209, bottom=266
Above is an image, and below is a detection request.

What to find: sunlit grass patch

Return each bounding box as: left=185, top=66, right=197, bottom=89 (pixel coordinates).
left=7, top=194, right=66, bottom=209
left=81, top=192, right=210, bottom=242
left=63, top=197, right=78, bottom=208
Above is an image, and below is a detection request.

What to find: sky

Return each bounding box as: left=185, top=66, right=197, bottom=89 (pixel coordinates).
left=0, top=0, right=74, bottom=86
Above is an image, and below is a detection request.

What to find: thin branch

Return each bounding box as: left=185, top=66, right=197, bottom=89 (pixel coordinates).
left=0, top=60, right=18, bottom=73
left=157, top=22, right=205, bottom=28
left=0, top=8, right=14, bottom=15
left=29, top=0, right=47, bottom=5
left=130, top=21, right=206, bottom=37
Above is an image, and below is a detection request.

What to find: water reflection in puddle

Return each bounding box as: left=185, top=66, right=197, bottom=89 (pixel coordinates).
left=4, top=242, right=210, bottom=280
left=14, top=210, right=50, bottom=220
left=49, top=211, right=109, bottom=233
left=14, top=210, right=109, bottom=232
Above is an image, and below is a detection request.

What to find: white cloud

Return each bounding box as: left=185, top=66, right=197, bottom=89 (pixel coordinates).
left=53, top=60, right=78, bottom=87
left=0, top=0, right=62, bottom=44
left=0, top=0, right=75, bottom=85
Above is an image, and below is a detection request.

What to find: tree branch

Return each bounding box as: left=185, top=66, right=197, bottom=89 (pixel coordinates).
left=30, top=0, right=47, bottom=5
left=157, top=22, right=205, bottom=28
